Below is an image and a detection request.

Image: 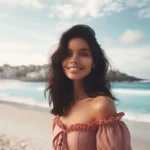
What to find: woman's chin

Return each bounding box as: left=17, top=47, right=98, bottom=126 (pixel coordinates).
left=67, top=75, right=84, bottom=80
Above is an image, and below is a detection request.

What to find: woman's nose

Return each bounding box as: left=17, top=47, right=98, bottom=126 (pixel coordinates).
left=70, top=55, right=78, bottom=64
left=71, top=59, right=77, bottom=64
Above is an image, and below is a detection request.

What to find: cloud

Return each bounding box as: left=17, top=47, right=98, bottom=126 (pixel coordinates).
left=48, top=0, right=124, bottom=19
left=125, top=0, right=149, bottom=8
left=47, top=0, right=150, bottom=20
left=1, top=0, right=150, bottom=19
left=138, top=7, right=150, bottom=18
left=118, top=0, right=150, bottom=19
left=103, top=2, right=124, bottom=13
left=48, top=4, right=85, bottom=19
left=120, top=29, right=145, bottom=45
left=48, top=14, right=54, bottom=18
left=55, top=4, right=77, bottom=19
left=0, top=0, right=45, bottom=9
left=104, top=46, right=150, bottom=78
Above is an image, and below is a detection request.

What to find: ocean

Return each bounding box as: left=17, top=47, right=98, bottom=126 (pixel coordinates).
left=0, top=80, right=150, bottom=123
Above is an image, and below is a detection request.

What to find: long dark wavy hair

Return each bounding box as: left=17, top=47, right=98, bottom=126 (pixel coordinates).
left=44, top=24, right=118, bottom=116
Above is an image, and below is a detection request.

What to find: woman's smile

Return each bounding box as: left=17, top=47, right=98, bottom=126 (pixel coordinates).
left=62, top=38, right=94, bottom=80
left=67, top=67, right=84, bottom=73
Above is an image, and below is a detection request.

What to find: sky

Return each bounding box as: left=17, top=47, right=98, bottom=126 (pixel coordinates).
left=0, top=0, right=150, bottom=79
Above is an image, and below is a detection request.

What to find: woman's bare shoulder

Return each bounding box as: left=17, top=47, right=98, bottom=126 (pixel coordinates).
left=91, top=96, right=117, bottom=121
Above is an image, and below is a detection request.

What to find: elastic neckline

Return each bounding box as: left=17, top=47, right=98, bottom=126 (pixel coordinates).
left=53, top=112, right=125, bottom=132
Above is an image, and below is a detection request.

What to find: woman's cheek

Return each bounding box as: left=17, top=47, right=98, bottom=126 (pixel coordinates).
left=82, top=57, right=93, bottom=65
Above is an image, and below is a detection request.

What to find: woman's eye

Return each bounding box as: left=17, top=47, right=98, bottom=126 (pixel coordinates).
left=80, top=53, right=89, bottom=56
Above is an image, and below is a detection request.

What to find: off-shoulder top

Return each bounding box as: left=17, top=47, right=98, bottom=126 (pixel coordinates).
left=52, top=112, right=132, bottom=150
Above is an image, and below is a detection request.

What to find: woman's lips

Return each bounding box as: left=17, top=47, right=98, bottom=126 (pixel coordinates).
left=66, top=67, right=83, bottom=73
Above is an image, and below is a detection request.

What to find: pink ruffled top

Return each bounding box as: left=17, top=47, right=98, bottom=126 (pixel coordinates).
left=52, top=112, right=132, bottom=150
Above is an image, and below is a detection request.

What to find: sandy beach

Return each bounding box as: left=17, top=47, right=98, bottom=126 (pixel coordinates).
left=0, top=102, right=150, bottom=150
left=0, top=102, right=53, bottom=150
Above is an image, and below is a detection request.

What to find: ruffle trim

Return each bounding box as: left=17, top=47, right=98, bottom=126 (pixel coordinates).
left=53, top=112, right=125, bottom=132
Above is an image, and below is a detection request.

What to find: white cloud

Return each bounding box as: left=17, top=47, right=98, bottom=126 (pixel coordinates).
left=103, top=2, right=124, bottom=13
left=47, top=0, right=150, bottom=20
left=48, top=4, right=86, bottom=19
left=125, top=0, right=149, bottom=8
left=55, top=4, right=77, bottom=19
left=48, top=14, right=54, bottom=18
left=85, top=0, right=104, bottom=18
left=1, top=0, right=150, bottom=19
left=138, top=7, right=150, bottom=18
left=120, top=29, right=145, bottom=45
left=48, top=0, right=124, bottom=19
left=105, top=46, right=150, bottom=78
left=0, top=0, right=45, bottom=9
left=123, top=0, right=150, bottom=19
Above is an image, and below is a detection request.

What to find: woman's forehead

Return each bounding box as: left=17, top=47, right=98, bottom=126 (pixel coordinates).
left=68, top=38, right=90, bottom=50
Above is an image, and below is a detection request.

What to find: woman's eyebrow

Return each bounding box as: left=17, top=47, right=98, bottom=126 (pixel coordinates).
left=79, top=48, right=90, bottom=51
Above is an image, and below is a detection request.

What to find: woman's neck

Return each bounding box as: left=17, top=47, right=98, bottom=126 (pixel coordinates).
left=72, top=80, right=88, bottom=101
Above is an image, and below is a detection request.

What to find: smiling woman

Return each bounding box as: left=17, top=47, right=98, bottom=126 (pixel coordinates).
left=62, top=38, right=93, bottom=80
left=44, top=24, right=132, bottom=150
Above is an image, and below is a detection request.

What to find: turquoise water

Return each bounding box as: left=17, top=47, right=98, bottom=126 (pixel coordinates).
left=112, top=82, right=150, bottom=122
left=0, top=80, right=150, bottom=122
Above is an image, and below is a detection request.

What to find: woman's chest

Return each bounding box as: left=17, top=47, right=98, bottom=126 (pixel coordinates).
left=60, top=99, right=95, bottom=127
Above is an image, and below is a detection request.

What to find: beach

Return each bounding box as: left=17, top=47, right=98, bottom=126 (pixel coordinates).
left=0, top=102, right=53, bottom=150
left=0, top=79, right=150, bottom=149
left=0, top=102, right=150, bottom=150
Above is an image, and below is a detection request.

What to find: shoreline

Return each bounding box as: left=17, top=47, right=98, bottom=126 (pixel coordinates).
left=0, top=79, right=22, bottom=83
left=0, top=99, right=50, bottom=112
left=0, top=102, right=150, bottom=149
left=0, top=78, right=146, bottom=83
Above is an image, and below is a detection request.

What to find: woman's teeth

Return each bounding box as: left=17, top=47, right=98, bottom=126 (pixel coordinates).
left=68, top=68, right=81, bottom=71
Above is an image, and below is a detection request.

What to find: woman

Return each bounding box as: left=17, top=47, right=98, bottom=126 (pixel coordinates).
left=45, top=24, right=132, bottom=150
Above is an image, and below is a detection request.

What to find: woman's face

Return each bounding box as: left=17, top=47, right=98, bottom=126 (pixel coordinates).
left=62, top=38, right=94, bottom=80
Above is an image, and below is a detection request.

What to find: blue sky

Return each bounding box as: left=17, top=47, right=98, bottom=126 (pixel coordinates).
left=0, top=0, right=150, bottom=79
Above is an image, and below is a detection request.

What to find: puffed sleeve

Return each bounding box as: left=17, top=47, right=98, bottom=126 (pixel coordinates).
left=96, top=112, right=132, bottom=150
